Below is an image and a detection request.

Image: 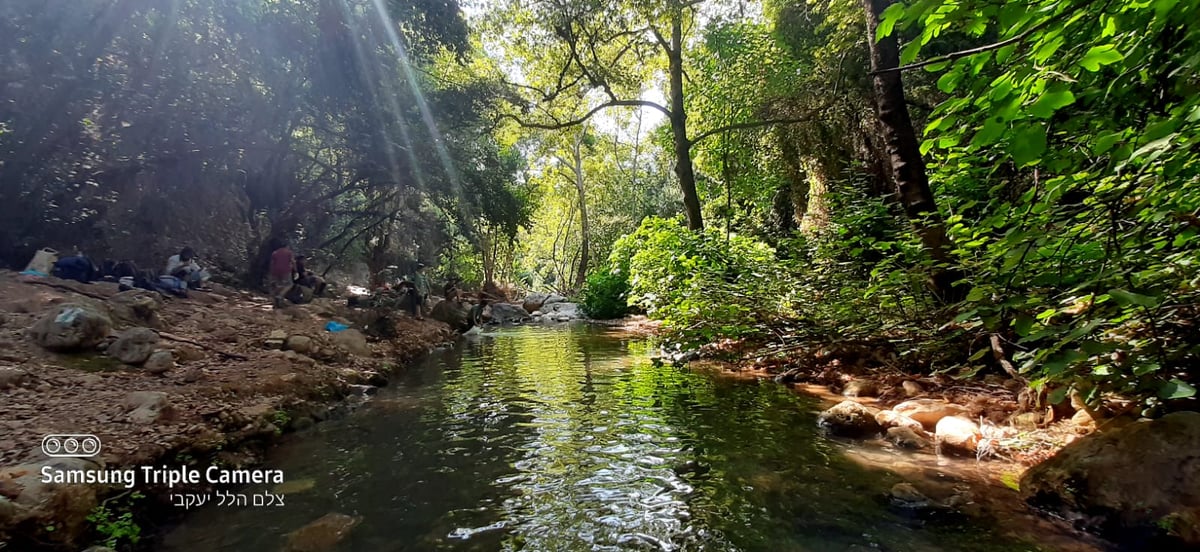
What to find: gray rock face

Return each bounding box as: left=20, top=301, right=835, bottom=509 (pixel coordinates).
left=543, top=301, right=582, bottom=321
left=143, top=350, right=175, bottom=375
left=521, top=293, right=549, bottom=314
left=817, top=400, right=882, bottom=437
left=107, top=327, right=160, bottom=364
left=1020, top=411, right=1200, bottom=544
left=28, top=303, right=112, bottom=351
left=431, top=300, right=470, bottom=332
left=488, top=302, right=529, bottom=324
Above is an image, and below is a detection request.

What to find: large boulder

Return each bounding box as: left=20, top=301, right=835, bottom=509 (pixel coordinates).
left=543, top=301, right=582, bottom=321
left=892, top=399, right=970, bottom=430
left=521, top=293, right=549, bottom=314
left=817, top=400, right=882, bottom=437
left=1020, top=411, right=1200, bottom=544
left=28, top=303, right=112, bottom=351
left=489, top=302, right=529, bottom=324
left=0, top=458, right=103, bottom=547
left=106, top=327, right=160, bottom=364
left=105, top=290, right=162, bottom=328
left=431, top=300, right=470, bottom=332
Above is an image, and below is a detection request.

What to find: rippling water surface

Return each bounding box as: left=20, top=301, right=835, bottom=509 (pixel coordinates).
left=162, top=325, right=1052, bottom=551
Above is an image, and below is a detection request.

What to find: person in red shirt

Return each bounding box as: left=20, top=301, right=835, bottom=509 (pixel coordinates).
left=268, top=242, right=295, bottom=308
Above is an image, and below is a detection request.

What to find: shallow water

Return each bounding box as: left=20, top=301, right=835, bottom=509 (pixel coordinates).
left=161, top=325, right=1082, bottom=552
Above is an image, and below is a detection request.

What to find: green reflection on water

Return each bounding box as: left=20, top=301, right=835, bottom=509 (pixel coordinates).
left=162, top=325, right=1045, bottom=552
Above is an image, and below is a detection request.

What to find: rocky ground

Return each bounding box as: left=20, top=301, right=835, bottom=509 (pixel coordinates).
left=0, top=271, right=457, bottom=549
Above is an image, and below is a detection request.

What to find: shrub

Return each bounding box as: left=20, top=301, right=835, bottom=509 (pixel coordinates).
left=580, top=267, right=630, bottom=319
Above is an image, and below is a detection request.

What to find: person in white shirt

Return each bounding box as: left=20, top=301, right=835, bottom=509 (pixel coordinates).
left=164, top=246, right=210, bottom=289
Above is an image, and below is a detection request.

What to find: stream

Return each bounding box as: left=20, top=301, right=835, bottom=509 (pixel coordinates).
left=161, top=325, right=1095, bottom=552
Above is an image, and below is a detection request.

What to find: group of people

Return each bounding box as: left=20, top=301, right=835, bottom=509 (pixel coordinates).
left=268, top=242, right=326, bottom=308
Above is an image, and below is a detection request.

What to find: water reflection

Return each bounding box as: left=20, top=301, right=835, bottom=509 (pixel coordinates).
left=161, top=325, right=1061, bottom=552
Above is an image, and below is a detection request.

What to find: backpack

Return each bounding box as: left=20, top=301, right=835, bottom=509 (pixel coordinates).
left=52, top=255, right=97, bottom=283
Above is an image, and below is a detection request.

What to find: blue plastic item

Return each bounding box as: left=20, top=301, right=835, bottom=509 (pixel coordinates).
left=325, top=321, right=349, bottom=332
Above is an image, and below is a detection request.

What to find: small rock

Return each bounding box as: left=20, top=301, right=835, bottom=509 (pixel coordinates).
left=269, top=329, right=288, bottom=340
left=842, top=379, right=878, bottom=398
left=123, top=391, right=173, bottom=424
left=936, top=415, right=982, bottom=454
left=0, top=366, right=28, bottom=389
left=284, top=513, right=360, bottom=552
left=105, top=290, right=162, bottom=328
left=876, top=410, right=925, bottom=432
left=285, top=335, right=314, bottom=354
left=887, top=426, right=932, bottom=449
left=901, top=380, right=925, bottom=397
left=890, top=482, right=931, bottom=508
left=330, top=329, right=369, bottom=356
left=817, top=400, right=882, bottom=437
left=173, top=345, right=206, bottom=363
left=107, top=327, right=159, bottom=364
left=1009, top=411, right=1042, bottom=431
left=180, top=366, right=203, bottom=383
left=893, top=399, right=971, bottom=430
left=144, top=350, right=174, bottom=375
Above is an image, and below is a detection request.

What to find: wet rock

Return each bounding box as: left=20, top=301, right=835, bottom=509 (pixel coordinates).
left=876, top=410, right=925, bottom=432
left=106, top=327, right=159, bottom=364
left=144, top=350, right=174, bottom=375
left=890, top=482, right=932, bottom=508
left=544, top=301, right=582, bottom=321
left=1020, top=411, right=1200, bottom=544
left=842, top=379, right=878, bottom=398
left=1010, top=411, right=1043, bottom=431
left=893, top=399, right=970, bottom=430
left=817, top=400, right=882, bottom=437
left=105, top=290, right=162, bottom=328
left=489, top=302, right=530, bottom=324
left=935, top=416, right=982, bottom=454
left=28, top=303, right=112, bottom=351
left=901, top=380, right=925, bottom=397
left=123, top=391, right=173, bottom=424
left=284, top=512, right=361, bottom=552
left=887, top=426, right=932, bottom=449
left=285, top=335, right=314, bottom=354
left=2, top=458, right=102, bottom=545
left=330, top=329, right=369, bottom=357
left=0, top=366, right=28, bottom=389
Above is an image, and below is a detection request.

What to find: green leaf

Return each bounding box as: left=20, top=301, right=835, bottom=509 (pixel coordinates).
left=970, top=117, right=1006, bottom=149
left=1079, top=44, right=1124, bottom=71
left=1028, top=89, right=1075, bottom=118
left=876, top=3, right=906, bottom=41
left=937, top=71, right=963, bottom=93
left=1092, top=132, right=1123, bottom=155
left=1159, top=379, right=1196, bottom=400
left=1107, top=288, right=1159, bottom=308
left=1009, top=123, right=1048, bottom=166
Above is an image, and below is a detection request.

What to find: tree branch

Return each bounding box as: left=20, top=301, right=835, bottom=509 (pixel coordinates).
left=500, top=99, right=671, bottom=130
left=688, top=116, right=812, bottom=150
left=871, top=7, right=1077, bottom=74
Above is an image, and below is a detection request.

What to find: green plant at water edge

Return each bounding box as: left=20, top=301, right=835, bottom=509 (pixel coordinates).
left=580, top=266, right=630, bottom=320
left=271, top=409, right=292, bottom=429
left=87, top=491, right=144, bottom=549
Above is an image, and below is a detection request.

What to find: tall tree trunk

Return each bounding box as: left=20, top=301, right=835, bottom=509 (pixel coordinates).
left=668, top=9, right=704, bottom=231
left=862, top=0, right=963, bottom=302
left=571, top=132, right=590, bottom=292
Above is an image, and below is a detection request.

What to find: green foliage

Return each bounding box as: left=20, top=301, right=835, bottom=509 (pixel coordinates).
left=87, top=491, right=144, bottom=550
left=885, top=0, right=1200, bottom=407
left=609, top=217, right=798, bottom=345
left=580, top=267, right=631, bottom=320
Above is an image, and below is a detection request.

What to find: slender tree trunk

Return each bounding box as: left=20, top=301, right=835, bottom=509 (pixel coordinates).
left=862, top=0, right=963, bottom=302
left=668, top=10, right=704, bottom=231
left=571, top=132, right=590, bottom=292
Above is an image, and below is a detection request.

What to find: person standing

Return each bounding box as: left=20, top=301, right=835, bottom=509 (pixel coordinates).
left=268, top=242, right=295, bottom=308
left=413, top=262, right=431, bottom=317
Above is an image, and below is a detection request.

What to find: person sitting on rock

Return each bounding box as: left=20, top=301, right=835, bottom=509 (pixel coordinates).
left=164, top=247, right=211, bottom=290
left=467, top=298, right=490, bottom=330
left=293, top=254, right=327, bottom=297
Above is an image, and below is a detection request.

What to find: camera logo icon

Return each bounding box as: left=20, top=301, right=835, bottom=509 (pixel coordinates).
left=42, top=434, right=102, bottom=458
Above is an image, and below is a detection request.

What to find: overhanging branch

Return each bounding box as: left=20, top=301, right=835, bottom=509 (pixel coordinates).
left=500, top=99, right=671, bottom=130
left=688, top=116, right=812, bottom=150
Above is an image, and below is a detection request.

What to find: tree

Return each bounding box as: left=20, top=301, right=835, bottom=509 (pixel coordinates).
left=860, top=0, right=961, bottom=302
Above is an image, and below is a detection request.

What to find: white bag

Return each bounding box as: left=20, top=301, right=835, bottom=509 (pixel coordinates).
left=24, top=247, right=58, bottom=274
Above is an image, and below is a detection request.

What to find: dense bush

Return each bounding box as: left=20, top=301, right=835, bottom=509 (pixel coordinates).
left=580, top=268, right=630, bottom=320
